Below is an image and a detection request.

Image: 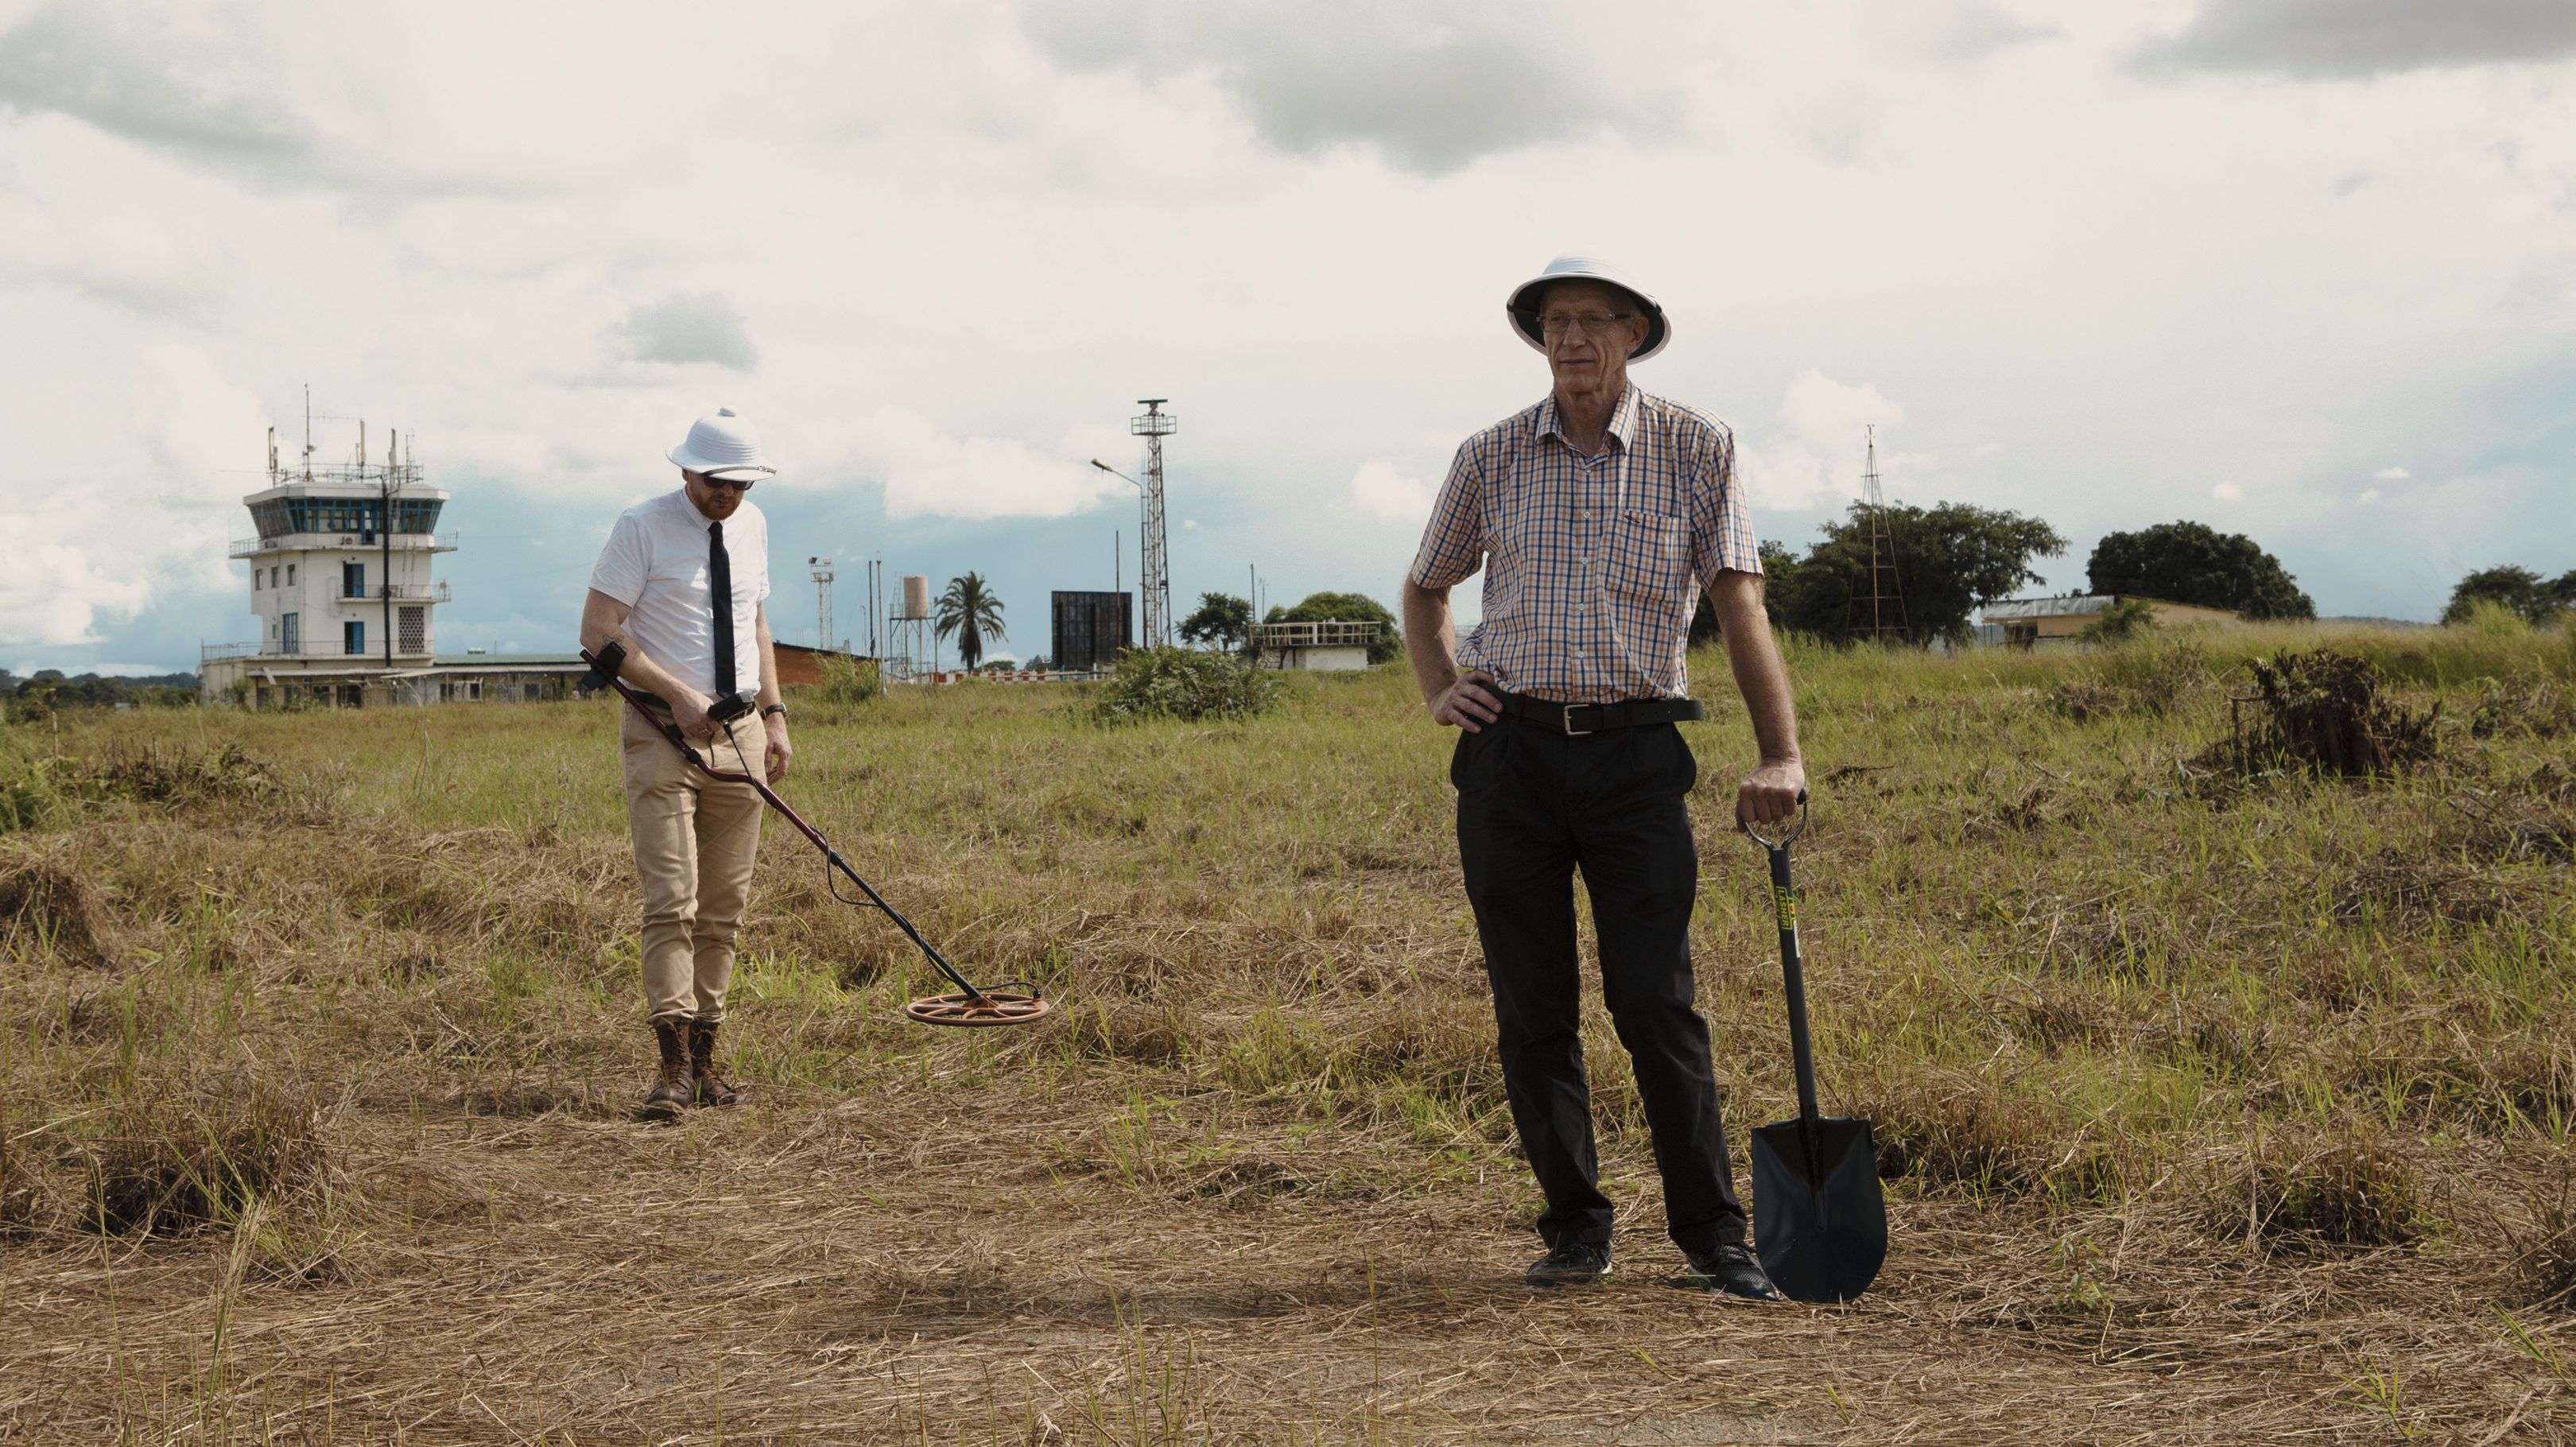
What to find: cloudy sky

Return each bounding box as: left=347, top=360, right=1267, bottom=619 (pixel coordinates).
left=3, top=0, right=2572, bottom=673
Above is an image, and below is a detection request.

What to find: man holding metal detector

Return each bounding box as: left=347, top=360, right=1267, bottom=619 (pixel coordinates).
left=580, top=407, right=792, bottom=1119
left=1402, top=256, right=1806, bottom=1302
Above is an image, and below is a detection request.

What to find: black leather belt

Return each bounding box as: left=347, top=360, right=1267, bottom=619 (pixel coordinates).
left=1494, top=689, right=1704, bottom=735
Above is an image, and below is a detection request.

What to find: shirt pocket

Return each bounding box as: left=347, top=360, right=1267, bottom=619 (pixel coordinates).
left=1606, top=510, right=1689, bottom=603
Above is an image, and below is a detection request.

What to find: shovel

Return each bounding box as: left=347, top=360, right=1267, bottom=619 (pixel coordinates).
left=1743, top=797, right=1887, bottom=1303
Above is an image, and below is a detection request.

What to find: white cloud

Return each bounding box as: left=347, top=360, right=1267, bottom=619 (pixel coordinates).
left=0, top=344, right=259, bottom=650
left=852, top=408, right=1125, bottom=521
left=1, top=0, right=2572, bottom=664
left=0, top=543, right=151, bottom=650
left=2360, top=487, right=2384, bottom=504
left=2212, top=480, right=2246, bottom=501
left=1348, top=460, right=1437, bottom=522
left=1738, top=370, right=1906, bottom=512
left=617, top=293, right=758, bottom=371
left=2374, top=464, right=2411, bottom=480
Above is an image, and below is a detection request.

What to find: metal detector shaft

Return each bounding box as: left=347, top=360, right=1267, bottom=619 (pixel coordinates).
left=579, top=648, right=991, bottom=1003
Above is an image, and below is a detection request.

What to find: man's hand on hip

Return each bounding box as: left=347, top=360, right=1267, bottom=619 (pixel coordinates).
left=670, top=687, right=716, bottom=740
left=764, top=722, right=793, bottom=784
left=1431, top=669, right=1503, bottom=731
left=1736, top=758, right=1806, bottom=827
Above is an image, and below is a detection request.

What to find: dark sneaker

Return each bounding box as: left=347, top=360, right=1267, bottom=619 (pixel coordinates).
left=1679, top=1243, right=1783, bottom=1302
left=1526, top=1241, right=1612, bottom=1288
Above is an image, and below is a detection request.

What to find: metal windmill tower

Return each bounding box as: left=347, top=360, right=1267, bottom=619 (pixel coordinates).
left=1130, top=398, right=1176, bottom=647
left=1857, top=425, right=1910, bottom=643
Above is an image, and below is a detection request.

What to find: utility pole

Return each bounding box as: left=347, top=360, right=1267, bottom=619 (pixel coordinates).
left=808, top=557, right=835, bottom=650
left=1856, top=425, right=1909, bottom=644
left=1130, top=398, right=1175, bottom=648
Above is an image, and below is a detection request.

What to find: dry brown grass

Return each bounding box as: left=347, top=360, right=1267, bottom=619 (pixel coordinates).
left=0, top=627, right=2569, bottom=1442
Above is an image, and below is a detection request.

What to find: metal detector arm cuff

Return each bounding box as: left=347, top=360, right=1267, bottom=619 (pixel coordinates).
left=580, top=646, right=700, bottom=758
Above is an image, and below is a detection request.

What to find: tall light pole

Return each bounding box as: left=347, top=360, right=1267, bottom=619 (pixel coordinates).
left=1092, top=456, right=1150, bottom=643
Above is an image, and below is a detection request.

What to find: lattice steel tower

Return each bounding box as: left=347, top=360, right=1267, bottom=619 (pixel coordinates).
left=1130, top=398, right=1176, bottom=648
left=1857, top=425, right=1909, bottom=643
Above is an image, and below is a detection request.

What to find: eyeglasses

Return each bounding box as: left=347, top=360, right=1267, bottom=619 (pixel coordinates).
left=690, top=472, right=756, bottom=494
left=1530, top=310, right=1638, bottom=339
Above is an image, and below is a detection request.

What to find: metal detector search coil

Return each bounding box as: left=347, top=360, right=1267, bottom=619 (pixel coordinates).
left=581, top=648, right=1053, bottom=1030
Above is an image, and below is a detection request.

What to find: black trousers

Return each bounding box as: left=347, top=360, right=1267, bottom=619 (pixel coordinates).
left=1453, top=712, right=1748, bottom=1256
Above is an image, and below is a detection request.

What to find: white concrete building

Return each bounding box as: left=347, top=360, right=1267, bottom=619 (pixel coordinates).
left=1249, top=619, right=1382, bottom=671
left=201, top=425, right=590, bottom=708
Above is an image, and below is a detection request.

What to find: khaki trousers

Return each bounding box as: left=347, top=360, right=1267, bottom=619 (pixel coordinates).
left=620, top=706, right=768, bottom=1026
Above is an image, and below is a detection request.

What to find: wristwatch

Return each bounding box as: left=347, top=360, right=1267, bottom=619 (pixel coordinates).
left=760, top=703, right=788, bottom=720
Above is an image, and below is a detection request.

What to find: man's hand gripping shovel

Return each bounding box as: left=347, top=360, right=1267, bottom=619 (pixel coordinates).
left=1741, top=794, right=1887, bottom=1303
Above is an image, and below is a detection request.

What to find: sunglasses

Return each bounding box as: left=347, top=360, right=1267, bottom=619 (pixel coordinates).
left=689, top=471, right=757, bottom=494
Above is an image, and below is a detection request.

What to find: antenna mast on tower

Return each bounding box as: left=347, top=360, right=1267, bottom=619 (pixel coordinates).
left=808, top=557, right=836, bottom=650
left=1857, top=425, right=1909, bottom=644
left=1129, top=398, right=1176, bottom=648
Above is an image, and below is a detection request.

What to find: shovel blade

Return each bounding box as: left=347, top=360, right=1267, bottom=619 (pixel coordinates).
left=1750, top=1115, right=1888, bottom=1304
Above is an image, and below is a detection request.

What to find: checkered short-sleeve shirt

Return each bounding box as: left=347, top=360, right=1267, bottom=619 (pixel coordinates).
left=1407, top=385, right=1761, bottom=703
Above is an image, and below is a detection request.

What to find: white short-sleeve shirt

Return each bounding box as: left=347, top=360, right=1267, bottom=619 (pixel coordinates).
left=588, top=489, right=770, bottom=696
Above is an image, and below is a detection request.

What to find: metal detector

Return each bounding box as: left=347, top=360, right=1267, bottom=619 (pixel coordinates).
left=1742, top=796, right=1886, bottom=1302
left=580, top=648, right=1050, bottom=1028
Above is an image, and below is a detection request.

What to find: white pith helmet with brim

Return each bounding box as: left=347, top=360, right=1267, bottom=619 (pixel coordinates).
left=1506, top=254, right=1670, bottom=362
left=666, top=407, right=777, bottom=480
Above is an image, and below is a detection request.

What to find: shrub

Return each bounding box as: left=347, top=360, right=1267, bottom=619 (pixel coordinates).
left=811, top=653, right=883, bottom=705
left=0, top=847, right=114, bottom=967
left=79, top=1072, right=326, bottom=1236
left=2227, top=1132, right=2426, bottom=1250
left=77, top=741, right=281, bottom=807
left=2074, top=597, right=2160, bottom=645
left=1090, top=646, right=1284, bottom=724
left=2455, top=598, right=2532, bottom=638
left=2049, top=639, right=2213, bottom=720
left=0, top=731, right=57, bottom=834
left=2209, top=648, right=2437, bottom=779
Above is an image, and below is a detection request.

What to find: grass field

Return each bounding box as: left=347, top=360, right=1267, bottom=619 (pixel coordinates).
left=2, top=620, right=2572, bottom=1444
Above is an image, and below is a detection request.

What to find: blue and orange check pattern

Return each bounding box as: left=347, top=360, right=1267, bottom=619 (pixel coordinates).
left=1408, top=385, right=1762, bottom=703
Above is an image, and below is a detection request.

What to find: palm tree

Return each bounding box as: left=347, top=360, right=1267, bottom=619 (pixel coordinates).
left=934, top=572, right=1007, bottom=671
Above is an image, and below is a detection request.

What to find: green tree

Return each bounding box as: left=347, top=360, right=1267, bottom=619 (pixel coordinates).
left=1265, top=590, right=1402, bottom=663
left=933, top=571, right=1007, bottom=671
left=2085, top=522, right=2314, bottom=620
left=2076, top=596, right=2160, bottom=644
left=1177, top=592, right=1255, bottom=652
left=2442, top=565, right=2574, bottom=626
left=1771, top=502, right=2066, bottom=646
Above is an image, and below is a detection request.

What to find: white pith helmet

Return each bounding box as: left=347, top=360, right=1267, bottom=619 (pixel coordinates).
left=1504, top=254, right=1670, bottom=361
left=665, top=407, right=777, bottom=480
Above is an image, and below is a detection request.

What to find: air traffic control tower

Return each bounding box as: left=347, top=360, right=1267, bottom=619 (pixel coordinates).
left=200, top=413, right=590, bottom=708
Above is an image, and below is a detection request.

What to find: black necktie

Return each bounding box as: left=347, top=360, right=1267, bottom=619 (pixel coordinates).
left=708, top=521, right=736, bottom=697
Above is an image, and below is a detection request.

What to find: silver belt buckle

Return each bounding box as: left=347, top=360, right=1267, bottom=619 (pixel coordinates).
left=1562, top=704, right=1602, bottom=736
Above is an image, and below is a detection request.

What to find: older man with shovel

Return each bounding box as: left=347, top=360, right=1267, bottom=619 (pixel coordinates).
left=1402, top=256, right=1806, bottom=1301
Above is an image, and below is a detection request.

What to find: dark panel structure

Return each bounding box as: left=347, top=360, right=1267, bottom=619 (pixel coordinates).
left=1052, top=591, right=1133, bottom=673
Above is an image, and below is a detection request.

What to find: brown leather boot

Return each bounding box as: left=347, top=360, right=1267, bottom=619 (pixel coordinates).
left=689, top=1018, right=743, bottom=1107
left=642, top=1018, right=693, bottom=1119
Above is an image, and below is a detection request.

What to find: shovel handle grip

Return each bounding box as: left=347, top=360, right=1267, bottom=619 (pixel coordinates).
left=1739, top=791, right=1809, bottom=849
